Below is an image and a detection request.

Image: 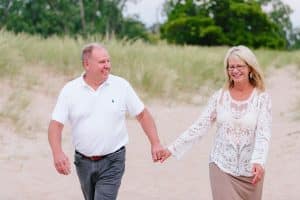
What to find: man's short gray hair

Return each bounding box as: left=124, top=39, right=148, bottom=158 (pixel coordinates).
left=81, top=43, right=105, bottom=63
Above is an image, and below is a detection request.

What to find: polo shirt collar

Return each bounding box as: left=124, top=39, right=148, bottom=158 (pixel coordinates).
left=79, top=72, right=111, bottom=89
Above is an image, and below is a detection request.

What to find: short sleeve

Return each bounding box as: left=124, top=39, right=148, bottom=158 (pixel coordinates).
left=125, top=82, right=144, bottom=117
left=51, top=85, right=69, bottom=124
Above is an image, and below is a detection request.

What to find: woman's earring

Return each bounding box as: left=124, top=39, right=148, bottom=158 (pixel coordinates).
left=249, top=72, right=253, bottom=79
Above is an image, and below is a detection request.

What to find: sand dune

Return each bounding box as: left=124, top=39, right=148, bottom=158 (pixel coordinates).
left=0, top=66, right=299, bottom=199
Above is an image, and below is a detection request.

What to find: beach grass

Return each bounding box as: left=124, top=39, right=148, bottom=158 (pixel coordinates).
left=1, top=30, right=300, bottom=135
left=1, top=30, right=300, bottom=99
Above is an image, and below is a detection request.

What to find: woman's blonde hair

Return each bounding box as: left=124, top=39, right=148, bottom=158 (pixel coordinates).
left=223, top=45, right=265, bottom=91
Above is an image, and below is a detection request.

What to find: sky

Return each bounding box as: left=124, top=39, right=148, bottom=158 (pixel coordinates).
left=124, top=0, right=300, bottom=28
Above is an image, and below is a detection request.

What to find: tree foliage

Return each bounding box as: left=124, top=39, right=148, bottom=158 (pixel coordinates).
left=161, top=16, right=226, bottom=45
left=161, top=0, right=298, bottom=49
left=0, top=0, right=149, bottom=41
left=259, top=0, right=300, bottom=49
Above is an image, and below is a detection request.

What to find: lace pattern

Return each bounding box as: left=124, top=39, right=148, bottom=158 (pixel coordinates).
left=168, top=89, right=272, bottom=176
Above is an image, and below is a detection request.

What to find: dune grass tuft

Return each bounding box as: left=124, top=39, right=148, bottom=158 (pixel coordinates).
left=1, top=31, right=300, bottom=135
left=1, top=30, right=300, bottom=99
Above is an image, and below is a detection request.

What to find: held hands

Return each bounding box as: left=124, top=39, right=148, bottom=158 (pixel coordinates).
left=252, top=163, right=264, bottom=185
left=151, top=143, right=172, bottom=163
left=53, top=151, right=71, bottom=175
left=160, top=148, right=171, bottom=163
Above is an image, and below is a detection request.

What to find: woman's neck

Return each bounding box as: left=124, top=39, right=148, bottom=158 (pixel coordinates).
left=232, top=82, right=253, bottom=92
left=229, top=82, right=255, bottom=101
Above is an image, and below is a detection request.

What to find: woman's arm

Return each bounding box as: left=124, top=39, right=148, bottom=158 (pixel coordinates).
left=251, top=92, right=272, bottom=166
left=167, top=90, right=220, bottom=159
left=251, top=93, right=272, bottom=184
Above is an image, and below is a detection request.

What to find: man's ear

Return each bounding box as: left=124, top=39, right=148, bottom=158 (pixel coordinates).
left=83, top=59, right=89, bottom=70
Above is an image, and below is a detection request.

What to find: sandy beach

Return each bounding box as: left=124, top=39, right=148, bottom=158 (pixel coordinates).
left=0, top=66, right=299, bottom=200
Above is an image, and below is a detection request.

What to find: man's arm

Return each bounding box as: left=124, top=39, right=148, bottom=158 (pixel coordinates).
left=136, top=108, right=164, bottom=162
left=48, top=120, right=71, bottom=175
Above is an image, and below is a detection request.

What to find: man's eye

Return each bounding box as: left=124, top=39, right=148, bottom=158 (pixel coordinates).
left=99, top=60, right=109, bottom=64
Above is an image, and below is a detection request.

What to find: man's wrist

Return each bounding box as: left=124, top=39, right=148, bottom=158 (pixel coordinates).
left=150, top=140, right=161, bottom=146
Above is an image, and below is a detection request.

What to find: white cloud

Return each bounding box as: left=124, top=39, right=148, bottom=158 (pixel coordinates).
left=124, top=0, right=166, bottom=27
left=282, top=0, right=300, bottom=27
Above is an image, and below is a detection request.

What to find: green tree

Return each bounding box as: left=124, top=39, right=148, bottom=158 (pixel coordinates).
left=214, top=1, right=285, bottom=48
left=0, top=0, right=80, bottom=36
left=161, top=0, right=288, bottom=49
left=0, top=0, right=86, bottom=36
left=0, top=0, right=149, bottom=41
left=119, top=18, right=149, bottom=41
left=258, top=0, right=299, bottom=49
left=161, top=16, right=226, bottom=45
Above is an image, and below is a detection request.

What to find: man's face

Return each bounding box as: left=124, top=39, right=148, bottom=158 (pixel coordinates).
left=85, top=48, right=111, bottom=81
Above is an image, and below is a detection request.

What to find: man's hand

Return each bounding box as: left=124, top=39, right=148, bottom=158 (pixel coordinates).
left=151, top=144, right=172, bottom=163
left=252, top=163, right=264, bottom=185
left=151, top=143, right=165, bottom=162
left=48, top=120, right=70, bottom=175
left=136, top=108, right=165, bottom=163
left=53, top=151, right=71, bottom=175
left=160, top=148, right=171, bottom=163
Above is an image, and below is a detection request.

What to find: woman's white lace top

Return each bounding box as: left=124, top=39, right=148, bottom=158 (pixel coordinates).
left=168, top=88, right=272, bottom=177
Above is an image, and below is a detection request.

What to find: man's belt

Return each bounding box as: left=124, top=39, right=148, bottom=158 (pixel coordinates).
left=75, top=146, right=125, bottom=161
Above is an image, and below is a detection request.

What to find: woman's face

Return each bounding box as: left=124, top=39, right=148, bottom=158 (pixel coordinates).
left=227, top=55, right=250, bottom=85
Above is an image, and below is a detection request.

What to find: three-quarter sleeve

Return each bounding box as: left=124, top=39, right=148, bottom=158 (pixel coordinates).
left=168, top=90, right=220, bottom=159
left=251, top=93, right=272, bottom=166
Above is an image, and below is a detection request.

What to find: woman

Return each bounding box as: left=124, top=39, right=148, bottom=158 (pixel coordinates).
left=161, top=45, right=272, bottom=200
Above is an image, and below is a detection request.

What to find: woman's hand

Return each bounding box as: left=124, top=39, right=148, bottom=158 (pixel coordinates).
left=252, top=163, right=264, bottom=185
left=160, top=148, right=172, bottom=163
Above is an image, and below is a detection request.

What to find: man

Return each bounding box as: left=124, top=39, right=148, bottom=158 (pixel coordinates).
left=48, top=43, right=164, bottom=200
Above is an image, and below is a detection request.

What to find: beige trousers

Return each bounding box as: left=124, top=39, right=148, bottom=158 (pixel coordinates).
left=209, top=163, right=264, bottom=200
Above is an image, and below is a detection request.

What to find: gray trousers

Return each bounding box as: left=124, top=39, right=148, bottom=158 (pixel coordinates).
left=74, top=147, right=126, bottom=200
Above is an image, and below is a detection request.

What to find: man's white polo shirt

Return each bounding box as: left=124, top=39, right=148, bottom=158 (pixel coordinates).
left=51, top=74, right=144, bottom=156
